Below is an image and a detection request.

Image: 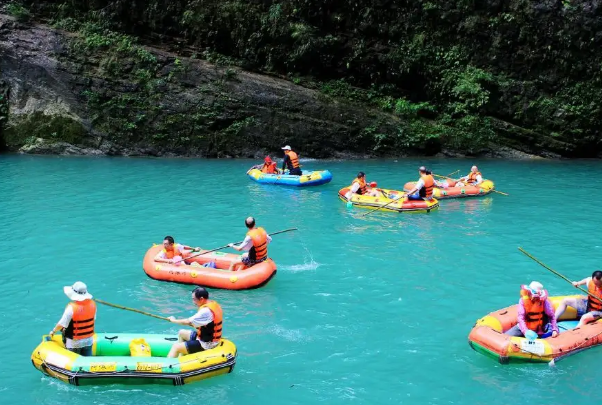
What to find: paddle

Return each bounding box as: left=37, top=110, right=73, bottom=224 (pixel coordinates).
left=360, top=191, right=407, bottom=217
left=518, top=248, right=599, bottom=301
left=95, top=298, right=170, bottom=321
left=432, top=173, right=509, bottom=196
left=173, top=228, right=298, bottom=264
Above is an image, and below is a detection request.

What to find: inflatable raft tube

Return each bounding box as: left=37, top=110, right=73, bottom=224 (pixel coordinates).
left=143, top=245, right=277, bottom=290
left=338, top=187, right=439, bottom=213
left=31, top=333, right=236, bottom=386
left=468, top=295, right=602, bottom=364
left=247, top=168, right=332, bottom=187
left=403, top=179, right=495, bottom=199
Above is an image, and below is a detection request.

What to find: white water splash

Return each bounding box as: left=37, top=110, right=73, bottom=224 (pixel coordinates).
left=281, top=261, right=321, bottom=272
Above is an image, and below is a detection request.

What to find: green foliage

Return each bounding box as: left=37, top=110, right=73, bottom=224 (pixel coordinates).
left=4, top=112, right=87, bottom=147
left=6, top=2, right=31, bottom=21
left=15, top=0, right=602, bottom=156
left=7, top=2, right=31, bottom=22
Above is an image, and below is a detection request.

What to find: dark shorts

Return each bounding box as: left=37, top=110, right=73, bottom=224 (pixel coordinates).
left=185, top=331, right=206, bottom=354
left=242, top=255, right=268, bottom=267
left=289, top=168, right=302, bottom=176
left=68, top=345, right=93, bottom=356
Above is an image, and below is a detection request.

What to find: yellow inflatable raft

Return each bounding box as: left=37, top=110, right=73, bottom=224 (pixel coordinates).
left=31, top=333, right=237, bottom=386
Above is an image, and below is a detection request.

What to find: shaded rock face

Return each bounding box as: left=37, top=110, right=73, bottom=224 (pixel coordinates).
left=0, top=15, right=409, bottom=158
left=0, top=10, right=592, bottom=160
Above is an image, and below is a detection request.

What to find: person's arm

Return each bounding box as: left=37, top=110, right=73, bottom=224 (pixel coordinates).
left=407, top=178, right=424, bottom=196
left=345, top=182, right=360, bottom=199
left=169, top=308, right=213, bottom=327
left=179, top=244, right=200, bottom=253
left=168, top=316, right=193, bottom=326
left=544, top=299, right=559, bottom=335
left=474, top=174, right=483, bottom=185
left=154, top=250, right=174, bottom=263
left=573, top=277, right=590, bottom=287
left=266, top=234, right=273, bottom=244
left=49, top=306, right=73, bottom=337
left=229, top=235, right=252, bottom=252
left=517, top=300, right=529, bottom=335
left=282, top=155, right=290, bottom=172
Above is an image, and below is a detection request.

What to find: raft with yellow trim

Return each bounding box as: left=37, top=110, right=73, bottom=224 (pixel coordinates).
left=403, top=179, right=495, bottom=199
left=143, top=245, right=277, bottom=290
left=31, top=333, right=236, bottom=386
left=247, top=168, right=332, bottom=187
left=338, top=187, right=439, bottom=213
left=468, top=295, right=602, bottom=364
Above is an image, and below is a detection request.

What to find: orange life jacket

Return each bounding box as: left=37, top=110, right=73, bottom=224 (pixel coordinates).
left=163, top=244, right=182, bottom=259
left=285, top=151, right=300, bottom=169
left=197, top=300, right=223, bottom=342
left=261, top=162, right=277, bottom=174
left=520, top=289, right=547, bottom=333
left=421, top=174, right=434, bottom=198
left=352, top=177, right=368, bottom=195
left=247, top=227, right=268, bottom=261
left=468, top=171, right=482, bottom=184
left=64, top=299, right=96, bottom=340
left=587, top=279, right=602, bottom=312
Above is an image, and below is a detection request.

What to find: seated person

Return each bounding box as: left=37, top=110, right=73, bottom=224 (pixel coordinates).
left=456, top=166, right=483, bottom=187
left=554, top=270, right=602, bottom=327
left=505, top=281, right=559, bottom=339
left=345, top=172, right=380, bottom=199
left=155, top=236, right=199, bottom=265
left=251, top=156, right=279, bottom=174
left=404, top=166, right=434, bottom=201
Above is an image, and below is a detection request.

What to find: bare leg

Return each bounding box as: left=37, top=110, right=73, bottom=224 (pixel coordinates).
left=554, top=297, right=579, bottom=320
left=168, top=330, right=193, bottom=358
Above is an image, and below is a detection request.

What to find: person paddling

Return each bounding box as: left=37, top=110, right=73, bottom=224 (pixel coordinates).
left=554, top=270, right=602, bottom=327
left=167, top=287, right=223, bottom=357
left=456, top=166, right=483, bottom=187
left=48, top=282, right=97, bottom=356
left=227, top=217, right=272, bottom=271
left=404, top=166, right=435, bottom=201
left=345, top=171, right=380, bottom=199
left=154, top=236, right=200, bottom=265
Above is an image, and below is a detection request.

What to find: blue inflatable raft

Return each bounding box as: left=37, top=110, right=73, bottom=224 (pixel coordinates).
left=247, top=168, right=332, bottom=187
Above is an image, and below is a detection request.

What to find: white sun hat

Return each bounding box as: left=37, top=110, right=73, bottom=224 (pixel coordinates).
left=63, top=281, right=93, bottom=301
left=281, top=145, right=292, bottom=150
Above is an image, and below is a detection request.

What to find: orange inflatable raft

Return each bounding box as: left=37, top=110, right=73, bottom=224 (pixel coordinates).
left=403, top=179, right=495, bottom=199
left=468, top=295, right=602, bottom=364
left=142, top=245, right=277, bottom=290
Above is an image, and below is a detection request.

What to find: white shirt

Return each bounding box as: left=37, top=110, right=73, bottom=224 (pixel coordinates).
left=57, top=304, right=96, bottom=349
left=461, top=174, right=483, bottom=184
left=414, top=178, right=425, bottom=189
left=189, top=307, right=219, bottom=350
left=156, top=243, right=186, bottom=259
left=239, top=233, right=272, bottom=252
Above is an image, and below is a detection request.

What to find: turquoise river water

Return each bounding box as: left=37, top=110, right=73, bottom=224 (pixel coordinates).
left=1, top=155, right=601, bottom=405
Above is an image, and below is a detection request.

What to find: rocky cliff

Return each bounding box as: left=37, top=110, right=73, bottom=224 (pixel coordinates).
left=1, top=14, right=412, bottom=158
left=1, top=0, right=601, bottom=159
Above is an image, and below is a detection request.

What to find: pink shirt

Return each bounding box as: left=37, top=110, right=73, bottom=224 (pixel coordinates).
left=517, top=297, right=559, bottom=335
